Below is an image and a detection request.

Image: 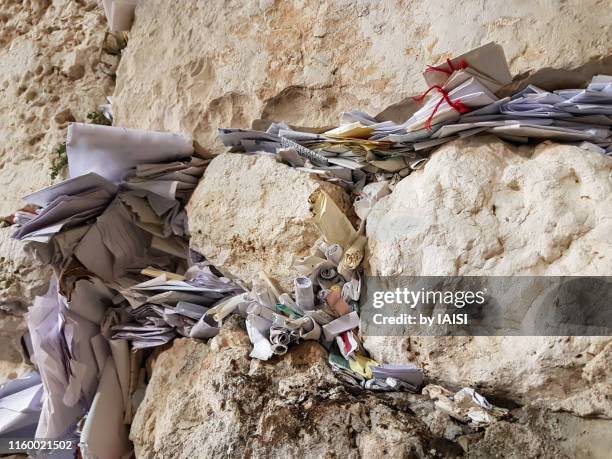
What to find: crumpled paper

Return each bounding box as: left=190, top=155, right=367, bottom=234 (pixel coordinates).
left=423, top=385, right=509, bottom=426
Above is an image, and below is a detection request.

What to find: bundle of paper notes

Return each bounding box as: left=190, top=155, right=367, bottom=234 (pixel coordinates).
left=219, top=43, right=612, bottom=178
left=3, top=122, right=421, bottom=455
left=234, top=187, right=423, bottom=392
left=2, top=123, right=233, bottom=456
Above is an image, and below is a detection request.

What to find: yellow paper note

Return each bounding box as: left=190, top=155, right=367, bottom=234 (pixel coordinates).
left=324, top=122, right=375, bottom=139
left=140, top=267, right=185, bottom=281
left=349, top=353, right=378, bottom=379
left=309, top=189, right=357, bottom=249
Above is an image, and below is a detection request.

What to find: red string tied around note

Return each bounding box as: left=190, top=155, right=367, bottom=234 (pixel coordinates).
left=412, top=85, right=470, bottom=131
left=426, top=58, right=469, bottom=75
left=341, top=331, right=352, bottom=355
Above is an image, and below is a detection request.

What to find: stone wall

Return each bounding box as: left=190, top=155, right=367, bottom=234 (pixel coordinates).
left=114, top=0, right=611, bottom=153
left=0, top=0, right=114, bottom=381
left=1, top=0, right=611, bottom=456
left=114, top=1, right=611, bottom=455
left=187, top=153, right=351, bottom=292
left=131, top=319, right=612, bottom=458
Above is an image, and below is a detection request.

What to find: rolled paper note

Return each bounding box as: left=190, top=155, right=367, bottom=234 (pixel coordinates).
left=294, top=277, right=315, bottom=311
left=312, top=238, right=330, bottom=257
left=338, top=235, right=367, bottom=274
left=279, top=293, right=299, bottom=310
left=322, top=311, right=360, bottom=341
left=272, top=343, right=288, bottom=355
left=270, top=327, right=291, bottom=346
left=325, top=244, right=343, bottom=265
left=299, top=318, right=321, bottom=341
left=246, top=314, right=273, bottom=361
left=189, top=313, right=220, bottom=340
left=342, top=276, right=361, bottom=302
left=246, top=302, right=275, bottom=321
left=251, top=276, right=277, bottom=309
left=289, top=329, right=300, bottom=341
left=319, top=266, right=338, bottom=280
left=284, top=316, right=321, bottom=341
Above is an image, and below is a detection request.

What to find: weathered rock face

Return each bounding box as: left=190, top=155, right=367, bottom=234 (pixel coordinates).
left=0, top=227, right=50, bottom=311
left=467, top=406, right=612, bottom=459
left=187, top=153, right=350, bottom=291
left=131, top=318, right=612, bottom=459
left=0, top=307, right=30, bottom=382
left=113, top=0, right=611, bottom=153
left=0, top=226, right=50, bottom=380
left=2, top=0, right=611, bottom=456
left=130, top=318, right=459, bottom=459
left=364, top=138, right=612, bottom=416
left=0, top=0, right=114, bottom=215
left=367, top=138, right=612, bottom=276
left=366, top=335, right=612, bottom=417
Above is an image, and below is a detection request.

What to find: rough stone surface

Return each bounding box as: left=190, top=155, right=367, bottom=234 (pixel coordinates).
left=0, top=309, right=30, bottom=383
left=467, top=406, right=612, bottom=459
left=367, top=138, right=612, bottom=276
left=0, top=0, right=114, bottom=215
left=0, top=227, right=51, bottom=311
left=0, top=226, right=49, bottom=381
left=113, top=0, right=611, bottom=154
left=2, top=0, right=612, bottom=455
left=365, top=138, right=612, bottom=416
left=130, top=318, right=458, bottom=459
left=187, top=153, right=350, bottom=291
left=131, top=318, right=611, bottom=459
